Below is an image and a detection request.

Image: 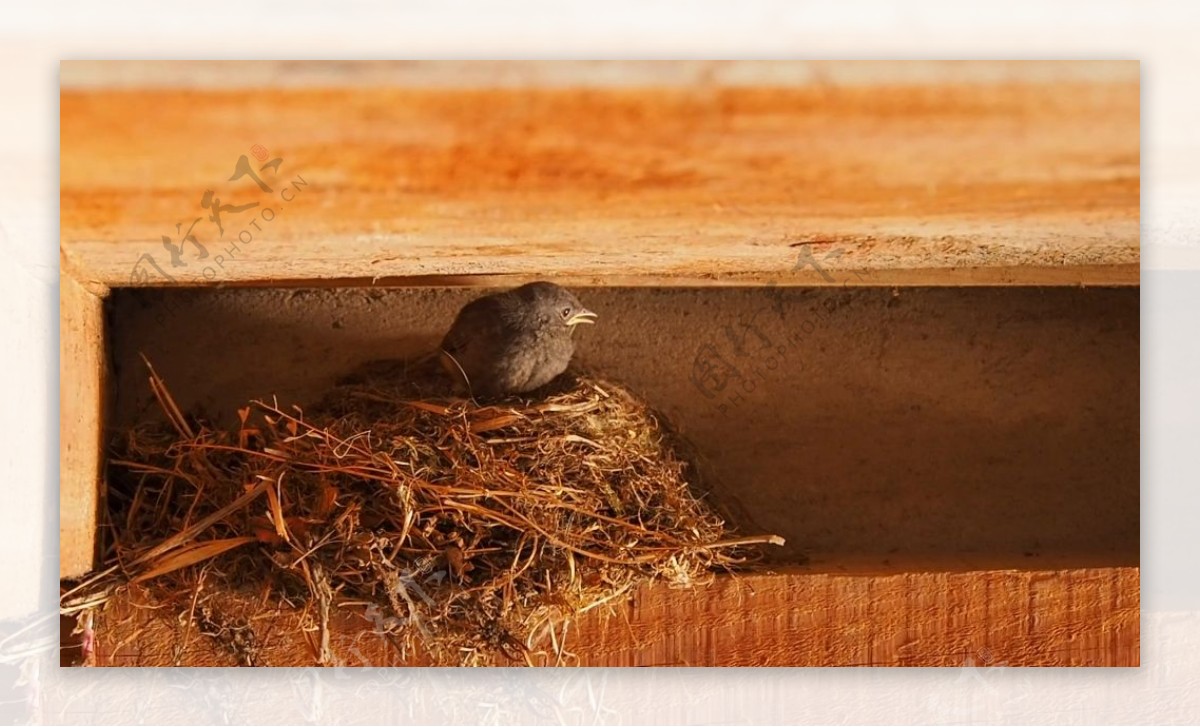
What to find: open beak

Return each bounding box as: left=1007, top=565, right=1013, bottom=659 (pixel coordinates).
left=566, top=309, right=597, bottom=327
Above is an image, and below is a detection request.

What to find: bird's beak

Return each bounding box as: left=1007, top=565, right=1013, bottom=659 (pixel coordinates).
left=566, top=309, right=597, bottom=327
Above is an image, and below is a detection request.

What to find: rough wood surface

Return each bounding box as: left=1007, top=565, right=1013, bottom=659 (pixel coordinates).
left=59, top=274, right=106, bottom=578
left=568, top=566, right=1140, bottom=667
left=75, top=566, right=1138, bottom=667
left=59, top=61, right=1138, bottom=288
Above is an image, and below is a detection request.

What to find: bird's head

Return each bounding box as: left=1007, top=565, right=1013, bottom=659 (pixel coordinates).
left=516, top=281, right=597, bottom=331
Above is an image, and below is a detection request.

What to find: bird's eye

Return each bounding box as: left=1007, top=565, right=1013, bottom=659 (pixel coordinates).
left=560, top=306, right=572, bottom=318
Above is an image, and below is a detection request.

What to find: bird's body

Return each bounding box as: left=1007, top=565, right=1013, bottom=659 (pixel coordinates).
left=440, top=282, right=596, bottom=398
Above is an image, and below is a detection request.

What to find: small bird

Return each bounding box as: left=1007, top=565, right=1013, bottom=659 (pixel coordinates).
left=440, top=282, right=596, bottom=398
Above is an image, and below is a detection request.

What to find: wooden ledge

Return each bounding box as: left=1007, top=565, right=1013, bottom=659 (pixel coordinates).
left=72, top=565, right=1138, bottom=667
left=61, top=62, right=1138, bottom=289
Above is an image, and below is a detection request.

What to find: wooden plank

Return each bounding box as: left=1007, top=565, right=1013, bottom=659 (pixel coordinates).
left=59, top=61, right=1138, bottom=288
left=568, top=566, right=1139, bottom=667
left=59, top=273, right=106, bottom=578
left=75, top=566, right=1138, bottom=667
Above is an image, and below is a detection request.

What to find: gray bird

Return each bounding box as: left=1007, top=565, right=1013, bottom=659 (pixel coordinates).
left=439, top=282, right=597, bottom=398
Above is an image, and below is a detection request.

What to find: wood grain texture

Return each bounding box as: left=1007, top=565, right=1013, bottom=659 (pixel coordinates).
left=59, top=274, right=106, bottom=578
left=567, top=567, right=1139, bottom=667
left=59, top=61, right=1138, bottom=288
left=77, top=566, right=1138, bottom=667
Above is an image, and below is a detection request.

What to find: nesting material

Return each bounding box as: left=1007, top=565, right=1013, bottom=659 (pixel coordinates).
left=65, top=357, right=782, bottom=666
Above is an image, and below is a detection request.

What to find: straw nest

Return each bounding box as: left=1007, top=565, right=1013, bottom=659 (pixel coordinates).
left=62, top=357, right=782, bottom=666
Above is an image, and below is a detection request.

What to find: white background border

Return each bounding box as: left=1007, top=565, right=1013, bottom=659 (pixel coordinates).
left=3, top=1, right=1196, bottom=723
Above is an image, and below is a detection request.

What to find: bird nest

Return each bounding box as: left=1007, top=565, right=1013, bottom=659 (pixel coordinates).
left=62, top=357, right=782, bottom=666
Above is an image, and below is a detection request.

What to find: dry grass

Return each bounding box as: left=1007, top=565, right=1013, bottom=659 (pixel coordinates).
left=61, top=357, right=782, bottom=666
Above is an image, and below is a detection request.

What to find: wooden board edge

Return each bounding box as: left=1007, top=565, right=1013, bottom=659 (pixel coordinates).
left=75, top=565, right=1139, bottom=667
left=59, top=240, right=1140, bottom=290
left=561, top=565, right=1140, bottom=667
left=59, top=270, right=107, bottom=579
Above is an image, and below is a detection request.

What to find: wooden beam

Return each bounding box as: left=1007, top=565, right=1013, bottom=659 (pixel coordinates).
left=60, top=62, right=1138, bottom=288
left=76, top=566, right=1138, bottom=667
left=567, top=566, right=1140, bottom=667
left=59, top=273, right=106, bottom=578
